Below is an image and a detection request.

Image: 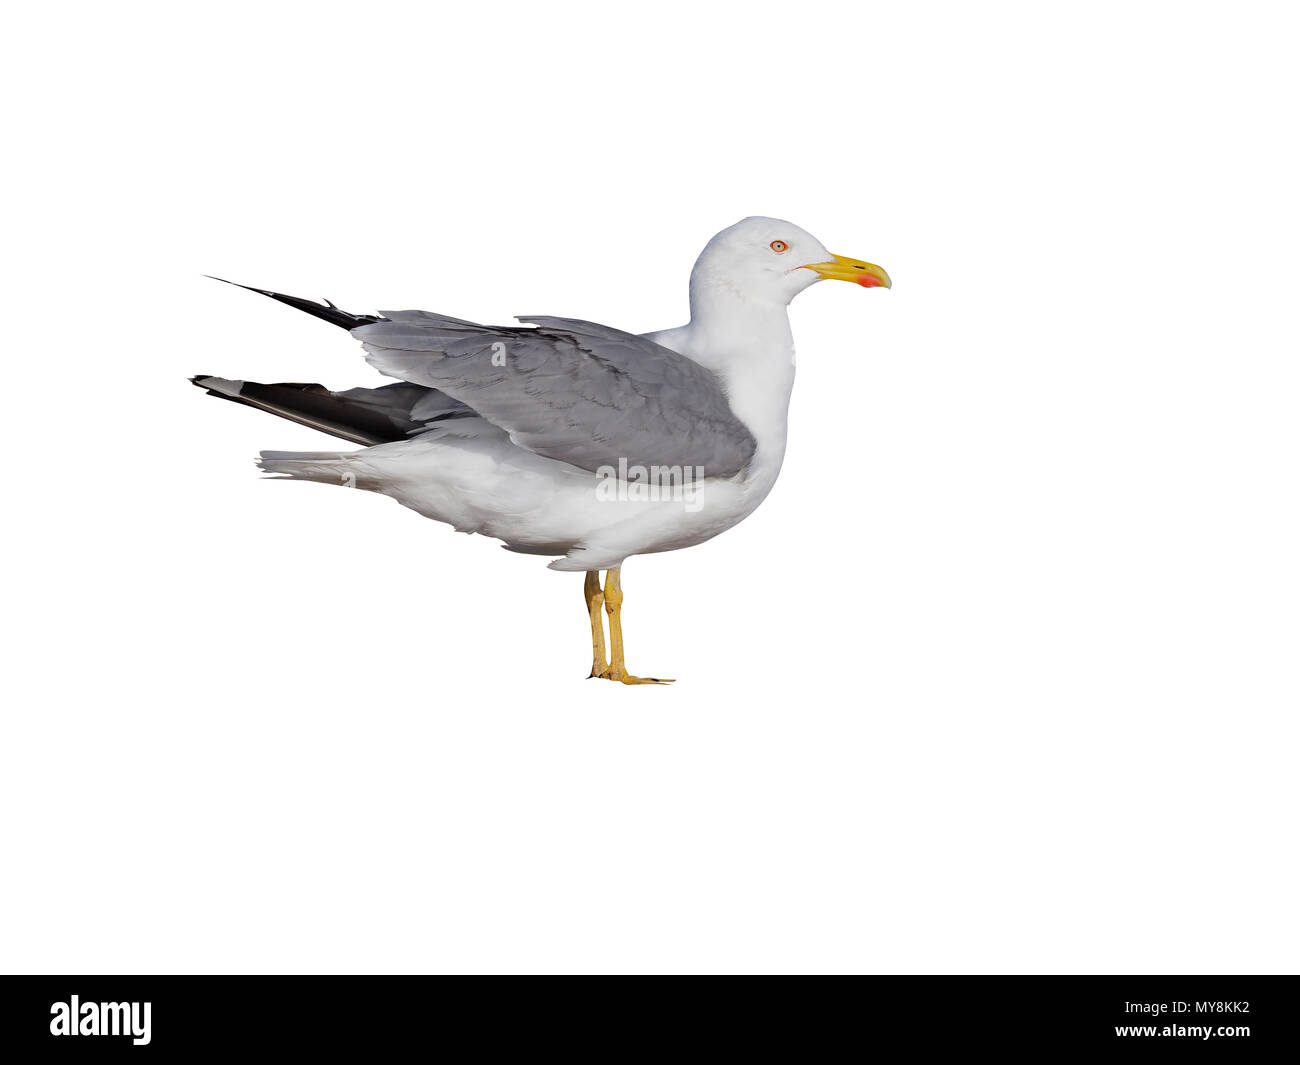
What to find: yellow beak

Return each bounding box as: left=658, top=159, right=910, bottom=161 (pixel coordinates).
left=800, top=253, right=892, bottom=289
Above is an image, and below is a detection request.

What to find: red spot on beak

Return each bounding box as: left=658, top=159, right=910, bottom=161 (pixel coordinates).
left=855, top=275, right=884, bottom=288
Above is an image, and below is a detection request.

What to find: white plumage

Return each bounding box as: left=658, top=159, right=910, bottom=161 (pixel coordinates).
left=197, top=216, right=890, bottom=681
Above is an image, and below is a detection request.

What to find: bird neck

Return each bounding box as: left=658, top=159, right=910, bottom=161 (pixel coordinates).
left=687, top=280, right=795, bottom=351
left=681, top=289, right=798, bottom=469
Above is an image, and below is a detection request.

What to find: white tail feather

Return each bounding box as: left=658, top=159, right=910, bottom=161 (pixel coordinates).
left=257, top=450, right=356, bottom=486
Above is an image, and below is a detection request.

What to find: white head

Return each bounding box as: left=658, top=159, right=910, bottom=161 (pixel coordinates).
left=689, top=216, right=891, bottom=313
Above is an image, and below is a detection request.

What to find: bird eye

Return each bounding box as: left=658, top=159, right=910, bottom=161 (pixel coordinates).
left=769, top=240, right=789, bottom=253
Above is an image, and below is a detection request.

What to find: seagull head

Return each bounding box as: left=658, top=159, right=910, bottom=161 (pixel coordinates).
left=690, top=216, right=891, bottom=308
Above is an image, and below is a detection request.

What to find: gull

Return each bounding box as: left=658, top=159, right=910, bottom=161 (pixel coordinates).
left=193, top=217, right=890, bottom=684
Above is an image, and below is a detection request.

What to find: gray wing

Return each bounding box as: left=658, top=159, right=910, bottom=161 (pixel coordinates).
left=352, top=311, right=756, bottom=477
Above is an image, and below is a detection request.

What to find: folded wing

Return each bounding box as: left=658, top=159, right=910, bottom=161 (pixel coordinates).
left=354, top=311, right=756, bottom=477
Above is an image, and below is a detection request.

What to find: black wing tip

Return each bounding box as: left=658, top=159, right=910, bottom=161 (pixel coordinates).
left=203, top=275, right=271, bottom=297
left=204, top=275, right=383, bottom=331
left=190, top=374, right=241, bottom=398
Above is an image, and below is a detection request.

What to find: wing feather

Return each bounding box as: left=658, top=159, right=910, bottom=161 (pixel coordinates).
left=352, top=312, right=756, bottom=477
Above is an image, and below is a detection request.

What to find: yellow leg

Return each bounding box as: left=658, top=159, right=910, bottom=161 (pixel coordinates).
left=584, top=570, right=608, bottom=678
left=593, top=566, right=674, bottom=685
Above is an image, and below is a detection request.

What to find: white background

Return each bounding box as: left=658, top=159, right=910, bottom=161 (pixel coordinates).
left=2, top=1, right=1296, bottom=974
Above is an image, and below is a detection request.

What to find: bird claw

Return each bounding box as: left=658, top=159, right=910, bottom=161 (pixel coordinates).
left=592, top=666, right=674, bottom=685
